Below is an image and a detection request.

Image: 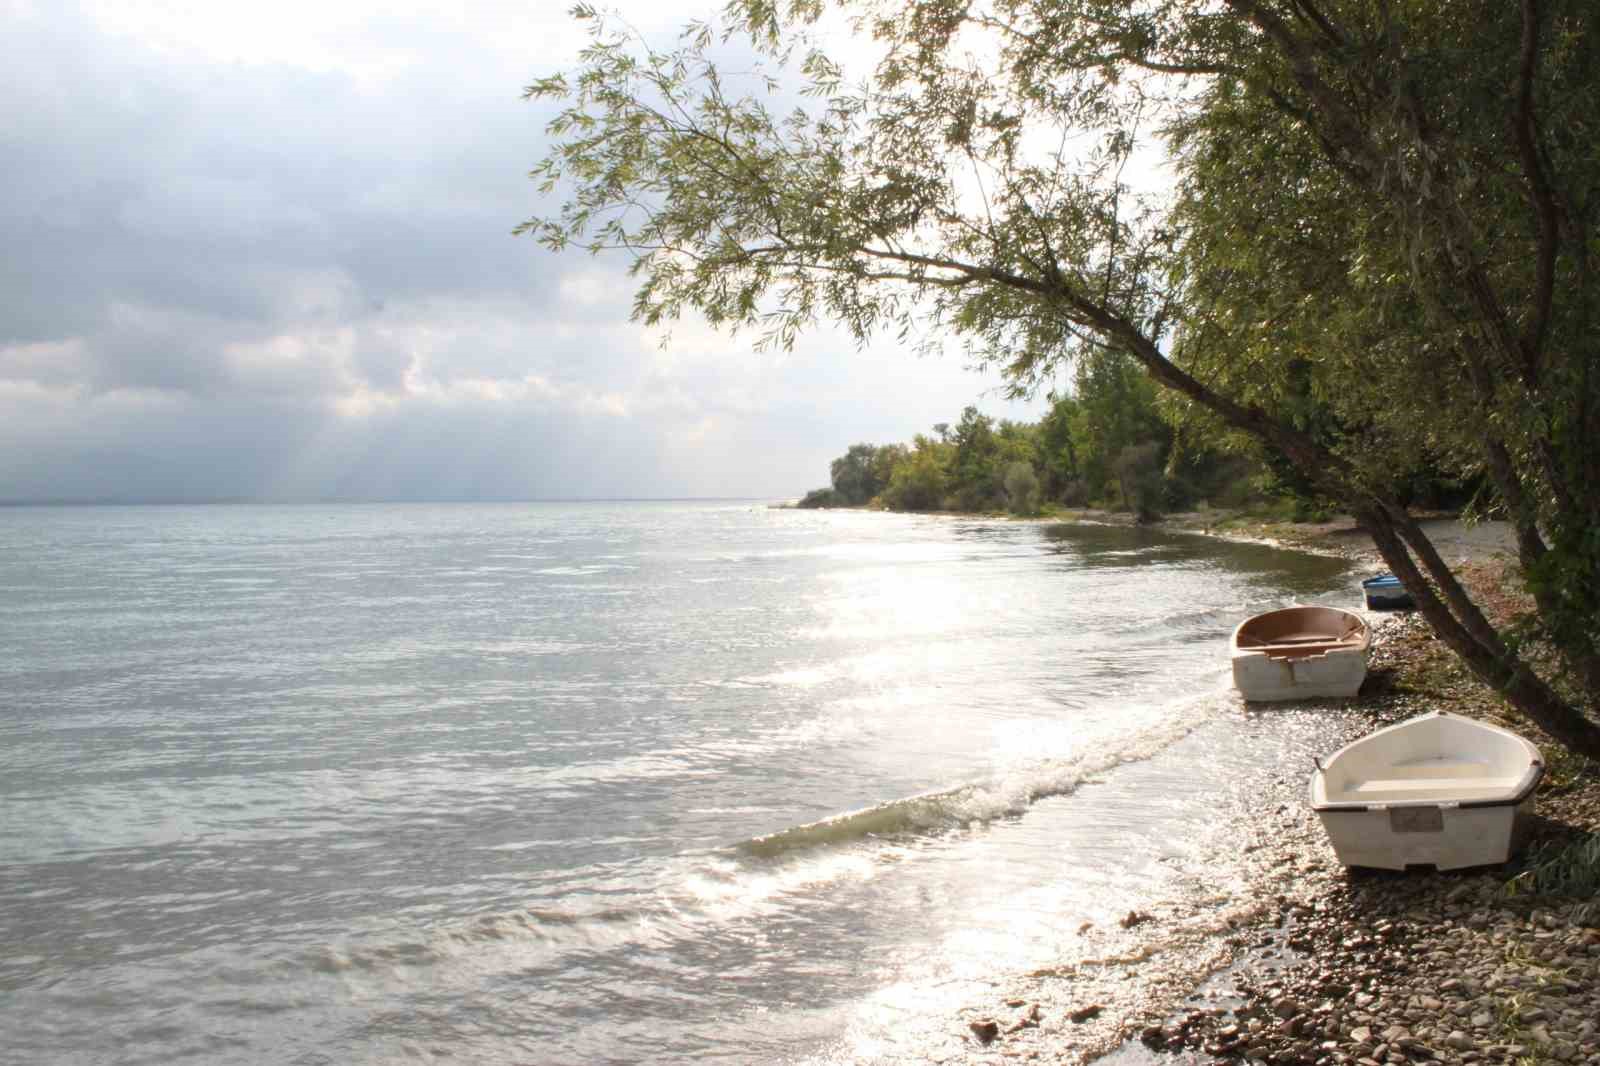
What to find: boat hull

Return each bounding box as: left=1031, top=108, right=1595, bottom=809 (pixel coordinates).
left=1314, top=797, right=1536, bottom=871
left=1230, top=606, right=1370, bottom=702
left=1361, top=573, right=1414, bottom=610
left=1310, top=711, right=1543, bottom=870
left=1231, top=645, right=1367, bottom=700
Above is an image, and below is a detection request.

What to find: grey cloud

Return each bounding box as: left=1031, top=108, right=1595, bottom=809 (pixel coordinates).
left=2, top=8, right=573, bottom=352
left=0, top=388, right=672, bottom=502
left=0, top=4, right=1043, bottom=503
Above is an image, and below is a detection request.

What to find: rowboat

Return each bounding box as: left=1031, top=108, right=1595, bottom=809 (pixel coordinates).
left=1309, top=711, right=1543, bottom=870
left=1230, top=605, right=1370, bottom=701
left=1361, top=572, right=1414, bottom=610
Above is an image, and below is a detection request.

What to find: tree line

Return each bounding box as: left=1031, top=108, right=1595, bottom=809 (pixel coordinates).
left=527, top=0, right=1600, bottom=754
left=795, top=353, right=1246, bottom=518
left=800, top=347, right=1470, bottom=519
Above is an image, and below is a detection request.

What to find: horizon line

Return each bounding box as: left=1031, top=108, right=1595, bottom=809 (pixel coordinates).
left=0, top=495, right=802, bottom=508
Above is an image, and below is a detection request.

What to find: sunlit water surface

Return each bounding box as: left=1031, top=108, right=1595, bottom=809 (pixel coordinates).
left=0, top=502, right=1355, bottom=1064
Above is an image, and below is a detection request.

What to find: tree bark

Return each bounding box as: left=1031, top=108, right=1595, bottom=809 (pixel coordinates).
left=1359, top=507, right=1600, bottom=759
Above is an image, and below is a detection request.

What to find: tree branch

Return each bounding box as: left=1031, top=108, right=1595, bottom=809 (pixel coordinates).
left=1513, top=0, right=1559, bottom=378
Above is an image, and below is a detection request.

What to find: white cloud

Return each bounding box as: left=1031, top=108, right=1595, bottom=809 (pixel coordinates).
left=0, top=1, right=1045, bottom=502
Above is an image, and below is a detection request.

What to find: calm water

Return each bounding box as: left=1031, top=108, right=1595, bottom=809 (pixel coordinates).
left=0, top=502, right=1354, bottom=1064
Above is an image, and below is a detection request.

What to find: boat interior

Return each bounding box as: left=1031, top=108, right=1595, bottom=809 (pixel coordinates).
left=1235, top=606, right=1368, bottom=659
left=1318, top=715, right=1537, bottom=805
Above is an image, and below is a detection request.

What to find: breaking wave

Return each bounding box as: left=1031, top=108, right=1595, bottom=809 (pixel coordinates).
left=735, top=688, right=1231, bottom=860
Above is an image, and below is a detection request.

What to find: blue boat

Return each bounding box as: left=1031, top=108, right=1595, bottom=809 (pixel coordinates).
left=1361, top=572, right=1414, bottom=610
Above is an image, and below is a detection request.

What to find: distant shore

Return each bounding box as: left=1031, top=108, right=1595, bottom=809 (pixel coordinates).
left=781, top=500, right=1518, bottom=569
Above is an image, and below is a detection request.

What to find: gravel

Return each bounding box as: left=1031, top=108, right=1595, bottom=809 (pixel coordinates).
left=1108, top=523, right=1600, bottom=1066
left=943, top=519, right=1600, bottom=1066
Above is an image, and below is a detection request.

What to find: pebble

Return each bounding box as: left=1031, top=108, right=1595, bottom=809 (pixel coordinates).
left=961, top=597, right=1600, bottom=1066
left=968, top=1019, right=999, bottom=1044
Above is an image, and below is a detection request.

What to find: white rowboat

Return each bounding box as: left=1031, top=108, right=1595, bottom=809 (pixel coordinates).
left=1309, top=711, right=1543, bottom=870
left=1230, top=605, right=1370, bottom=701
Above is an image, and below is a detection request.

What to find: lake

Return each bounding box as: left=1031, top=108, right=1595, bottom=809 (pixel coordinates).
left=0, top=501, right=1356, bottom=1064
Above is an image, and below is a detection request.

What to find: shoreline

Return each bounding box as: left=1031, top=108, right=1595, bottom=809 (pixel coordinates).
left=922, top=514, right=1598, bottom=1065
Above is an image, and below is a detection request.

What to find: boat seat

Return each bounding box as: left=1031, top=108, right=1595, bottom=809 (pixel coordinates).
left=1342, top=776, right=1519, bottom=802
left=1260, top=642, right=1355, bottom=659
left=1391, top=757, right=1492, bottom=776
left=1239, top=636, right=1364, bottom=655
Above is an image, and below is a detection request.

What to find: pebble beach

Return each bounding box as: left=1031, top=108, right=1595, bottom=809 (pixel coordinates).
left=939, top=518, right=1600, bottom=1066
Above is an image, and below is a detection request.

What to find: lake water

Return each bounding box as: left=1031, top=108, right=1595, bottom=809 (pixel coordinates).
left=0, top=502, right=1355, bottom=1064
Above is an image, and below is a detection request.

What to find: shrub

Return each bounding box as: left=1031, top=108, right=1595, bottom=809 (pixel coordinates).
left=796, top=487, right=841, bottom=509
left=1002, top=461, right=1040, bottom=516
left=1113, top=442, right=1164, bottom=522
left=882, top=451, right=948, bottom=511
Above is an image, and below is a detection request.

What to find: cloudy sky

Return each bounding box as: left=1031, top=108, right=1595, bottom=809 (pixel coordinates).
left=0, top=0, right=1045, bottom=503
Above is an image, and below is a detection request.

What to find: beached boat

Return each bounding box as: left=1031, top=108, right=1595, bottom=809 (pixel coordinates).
left=1309, top=711, right=1543, bottom=870
left=1230, top=605, right=1370, bottom=701
left=1361, top=572, right=1414, bottom=610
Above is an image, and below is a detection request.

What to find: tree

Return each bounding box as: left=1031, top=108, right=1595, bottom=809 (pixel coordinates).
left=524, top=0, right=1600, bottom=755
left=1113, top=442, right=1164, bottom=522
left=948, top=405, right=1003, bottom=510
left=1035, top=394, right=1084, bottom=503
left=1070, top=351, right=1170, bottom=504
left=881, top=435, right=950, bottom=511
left=830, top=442, right=890, bottom=505
left=1002, top=460, right=1041, bottom=516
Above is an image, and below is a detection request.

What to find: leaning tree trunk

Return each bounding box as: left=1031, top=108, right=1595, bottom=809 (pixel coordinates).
left=1358, top=506, right=1600, bottom=760
left=1104, top=313, right=1600, bottom=758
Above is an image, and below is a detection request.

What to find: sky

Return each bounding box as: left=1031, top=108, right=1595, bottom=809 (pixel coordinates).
left=0, top=0, right=1048, bottom=503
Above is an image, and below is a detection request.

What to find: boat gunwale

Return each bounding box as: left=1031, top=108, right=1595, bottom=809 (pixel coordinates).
left=1307, top=710, right=1544, bottom=813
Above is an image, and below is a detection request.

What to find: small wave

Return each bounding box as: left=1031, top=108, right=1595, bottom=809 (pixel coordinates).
left=302, top=939, right=447, bottom=974
left=737, top=785, right=1013, bottom=858
left=735, top=690, right=1227, bottom=861
left=295, top=903, right=666, bottom=978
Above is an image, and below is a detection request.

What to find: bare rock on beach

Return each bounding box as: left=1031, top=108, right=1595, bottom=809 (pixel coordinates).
left=967, top=1018, right=1000, bottom=1044
left=1008, top=1003, right=1043, bottom=1032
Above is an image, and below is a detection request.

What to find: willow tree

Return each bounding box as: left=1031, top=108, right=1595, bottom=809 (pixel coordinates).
left=523, top=0, right=1600, bottom=755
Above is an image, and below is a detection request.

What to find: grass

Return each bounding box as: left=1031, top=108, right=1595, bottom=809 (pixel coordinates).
left=1539, top=746, right=1598, bottom=794
left=1506, top=832, right=1600, bottom=898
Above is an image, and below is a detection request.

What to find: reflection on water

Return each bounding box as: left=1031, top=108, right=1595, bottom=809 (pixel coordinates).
left=0, top=503, right=1355, bottom=1065
left=1041, top=521, right=1349, bottom=592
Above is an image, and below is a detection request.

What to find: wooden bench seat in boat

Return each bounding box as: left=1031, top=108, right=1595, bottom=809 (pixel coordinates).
left=1237, top=631, right=1366, bottom=659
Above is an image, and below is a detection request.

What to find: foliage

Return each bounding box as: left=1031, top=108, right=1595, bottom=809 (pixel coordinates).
left=526, top=0, right=1600, bottom=755
left=945, top=406, right=1000, bottom=510
left=1112, top=442, right=1164, bottom=522
left=1001, top=460, right=1039, bottom=516
left=880, top=436, right=949, bottom=511
left=796, top=486, right=841, bottom=508
left=800, top=396, right=1257, bottom=516
left=1506, top=833, right=1600, bottom=898
left=829, top=443, right=891, bottom=505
